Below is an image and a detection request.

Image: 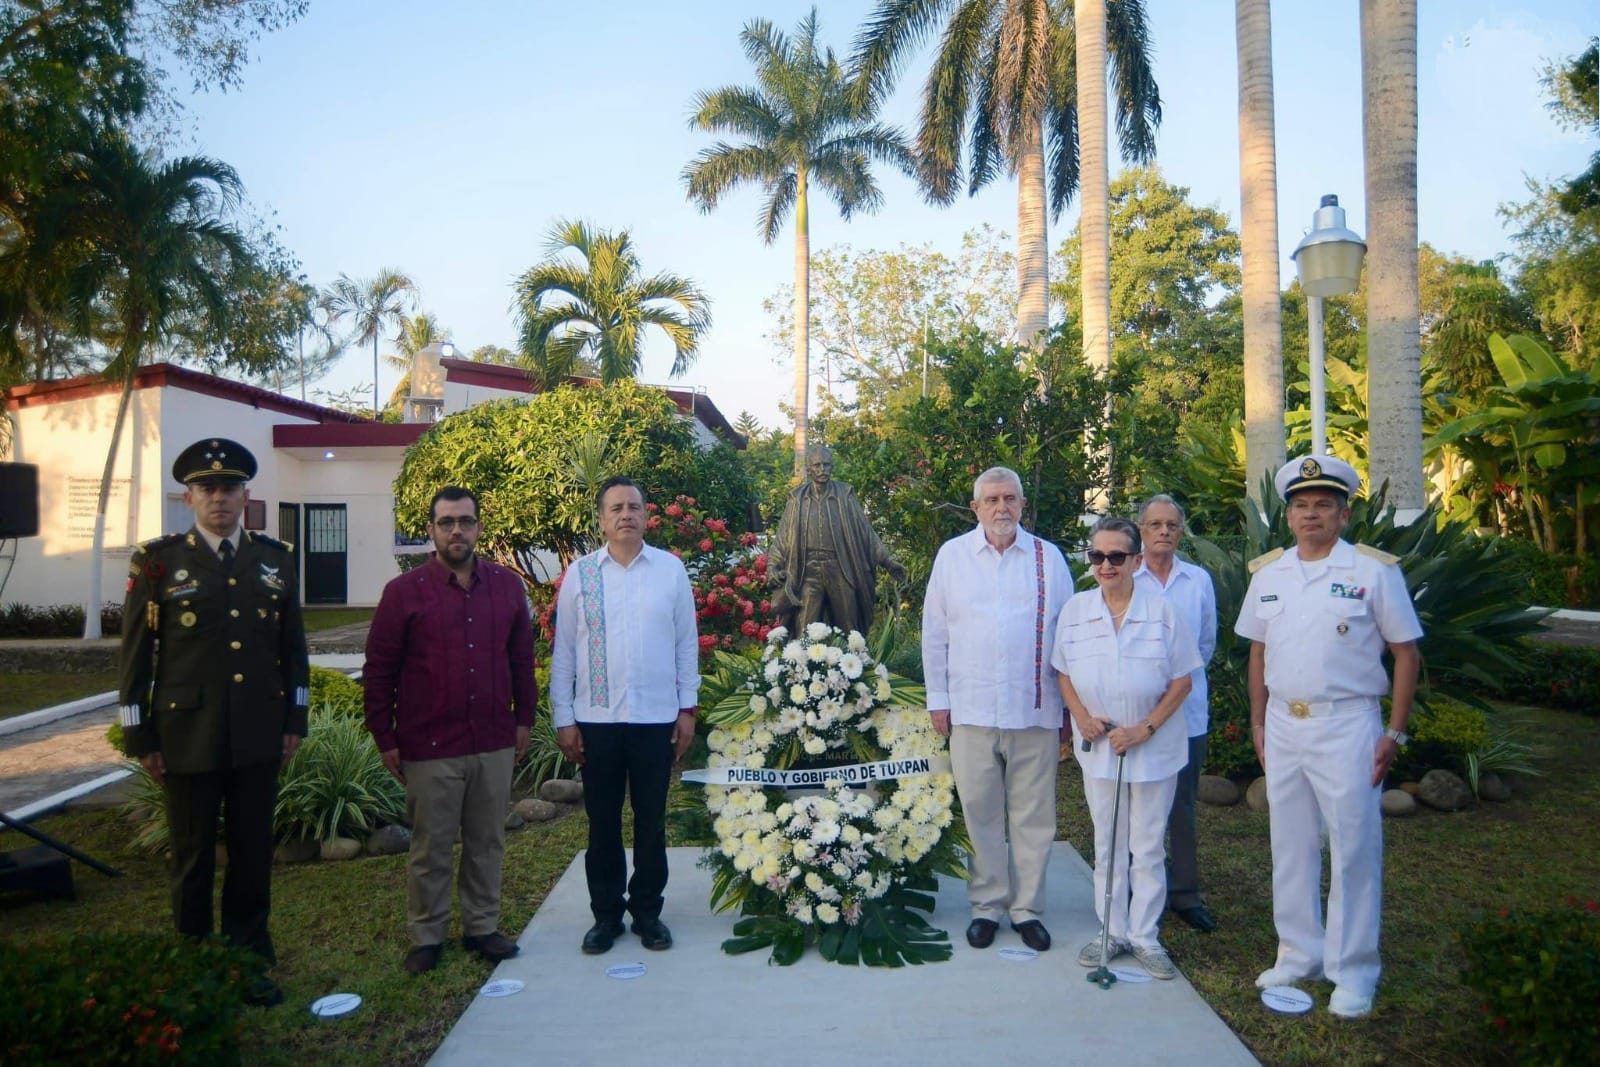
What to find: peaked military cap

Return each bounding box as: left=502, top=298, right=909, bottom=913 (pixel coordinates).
left=1274, top=454, right=1359, bottom=501
left=173, top=438, right=256, bottom=486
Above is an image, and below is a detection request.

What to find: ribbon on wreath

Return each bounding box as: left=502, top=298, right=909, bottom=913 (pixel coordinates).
left=682, top=754, right=951, bottom=789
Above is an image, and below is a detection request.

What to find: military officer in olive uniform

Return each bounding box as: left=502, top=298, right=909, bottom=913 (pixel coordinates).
left=119, top=438, right=310, bottom=1006
left=1234, top=455, right=1422, bottom=1020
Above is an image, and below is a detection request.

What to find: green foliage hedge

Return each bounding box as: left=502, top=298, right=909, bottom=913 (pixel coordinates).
left=1497, top=642, right=1600, bottom=715
left=0, top=602, right=121, bottom=638
left=1495, top=539, right=1600, bottom=609
left=0, top=933, right=261, bottom=1065
left=1459, top=900, right=1600, bottom=1065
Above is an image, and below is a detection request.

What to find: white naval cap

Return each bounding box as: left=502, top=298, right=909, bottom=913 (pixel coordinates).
left=1274, top=455, right=1359, bottom=501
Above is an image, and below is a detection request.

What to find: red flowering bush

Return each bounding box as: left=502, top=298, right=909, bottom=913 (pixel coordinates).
left=1459, top=898, right=1600, bottom=1064
left=0, top=933, right=260, bottom=1064
left=647, top=495, right=779, bottom=660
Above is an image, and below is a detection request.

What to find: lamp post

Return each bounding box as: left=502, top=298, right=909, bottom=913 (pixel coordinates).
left=1290, top=194, right=1366, bottom=456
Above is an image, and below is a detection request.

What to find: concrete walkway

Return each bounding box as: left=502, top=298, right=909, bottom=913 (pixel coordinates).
left=433, top=844, right=1258, bottom=1066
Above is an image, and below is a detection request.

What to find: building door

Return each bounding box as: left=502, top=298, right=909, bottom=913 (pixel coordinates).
left=277, top=503, right=302, bottom=599
left=303, top=503, right=347, bottom=604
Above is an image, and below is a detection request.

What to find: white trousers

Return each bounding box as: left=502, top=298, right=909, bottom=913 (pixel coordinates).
left=949, top=725, right=1059, bottom=923
left=1083, top=772, right=1177, bottom=948
left=1265, top=699, right=1384, bottom=996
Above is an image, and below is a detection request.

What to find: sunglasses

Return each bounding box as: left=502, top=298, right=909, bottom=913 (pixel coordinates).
left=1086, top=550, right=1133, bottom=566
left=431, top=516, right=480, bottom=531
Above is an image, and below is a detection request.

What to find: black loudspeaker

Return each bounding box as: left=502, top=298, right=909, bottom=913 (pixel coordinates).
left=0, top=462, right=40, bottom=538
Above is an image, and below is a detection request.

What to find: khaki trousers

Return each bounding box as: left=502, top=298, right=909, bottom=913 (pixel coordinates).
left=949, top=725, right=1059, bottom=923
left=403, top=748, right=514, bottom=947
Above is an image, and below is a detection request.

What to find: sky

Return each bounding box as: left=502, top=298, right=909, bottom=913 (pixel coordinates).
left=167, top=0, right=1595, bottom=429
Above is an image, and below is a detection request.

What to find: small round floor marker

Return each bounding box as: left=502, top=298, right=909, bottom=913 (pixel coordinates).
left=309, top=993, right=362, bottom=1018
left=606, top=963, right=647, bottom=980
left=1261, top=986, right=1314, bottom=1015
left=480, top=979, right=524, bottom=998
left=997, top=946, right=1038, bottom=961
left=1109, top=967, right=1153, bottom=984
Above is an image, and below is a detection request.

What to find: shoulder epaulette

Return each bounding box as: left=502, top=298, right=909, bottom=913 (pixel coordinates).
left=133, top=533, right=184, bottom=555
left=1355, top=544, right=1401, bottom=566
left=247, top=531, right=293, bottom=553
left=1247, top=547, right=1285, bottom=575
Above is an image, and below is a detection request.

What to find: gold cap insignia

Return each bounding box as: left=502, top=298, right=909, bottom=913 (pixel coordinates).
left=1300, top=458, right=1322, bottom=479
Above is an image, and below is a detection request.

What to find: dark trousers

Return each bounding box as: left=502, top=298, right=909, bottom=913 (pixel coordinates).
left=165, top=760, right=279, bottom=962
left=1165, top=733, right=1208, bottom=910
left=579, top=721, right=674, bottom=925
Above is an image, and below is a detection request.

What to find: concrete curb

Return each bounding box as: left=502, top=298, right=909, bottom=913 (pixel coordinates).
left=0, top=691, right=116, bottom=737
left=1551, top=608, right=1600, bottom=623
left=5, top=768, right=133, bottom=823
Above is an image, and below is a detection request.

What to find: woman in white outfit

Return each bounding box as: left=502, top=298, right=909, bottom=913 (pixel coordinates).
left=1053, top=517, right=1200, bottom=979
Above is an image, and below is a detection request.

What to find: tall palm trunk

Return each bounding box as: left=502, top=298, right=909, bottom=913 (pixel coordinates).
left=1016, top=116, right=1050, bottom=354
left=1236, top=0, right=1286, bottom=498
left=1362, top=0, right=1424, bottom=512
left=793, top=169, right=811, bottom=479
left=84, top=326, right=144, bottom=640
left=1076, top=0, right=1111, bottom=506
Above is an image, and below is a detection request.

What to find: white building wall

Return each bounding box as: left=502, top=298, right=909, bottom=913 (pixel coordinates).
left=2, top=384, right=314, bottom=610
left=292, top=451, right=409, bottom=607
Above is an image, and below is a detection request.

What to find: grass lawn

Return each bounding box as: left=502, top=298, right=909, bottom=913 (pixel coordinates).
left=3, top=703, right=1594, bottom=1065
left=0, top=670, right=118, bottom=720
left=303, top=608, right=375, bottom=633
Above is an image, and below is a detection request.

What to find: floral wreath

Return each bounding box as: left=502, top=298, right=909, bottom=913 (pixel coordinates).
left=692, top=622, right=968, bottom=966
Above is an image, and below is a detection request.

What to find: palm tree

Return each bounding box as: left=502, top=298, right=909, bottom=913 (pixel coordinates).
left=684, top=9, right=913, bottom=476
left=1236, top=0, right=1286, bottom=497
left=34, top=135, right=247, bottom=638
left=325, top=268, right=417, bottom=416
left=852, top=0, right=1161, bottom=356
left=513, top=218, right=710, bottom=387
left=1361, top=0, right=1424, bottom=511
left=383, top=311, right=450, bottom=410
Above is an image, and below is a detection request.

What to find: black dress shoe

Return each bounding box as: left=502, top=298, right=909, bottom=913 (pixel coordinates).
left=632, top=917, right=673, bottom=951
left=243, top=977, right=284, bottom=1007
left=966, top=918, right=999, bottom=948
left=463, top=931, right=521, bottom=961
left=1171, top=905, right=1218, bottom=933
left=582, top=921, right=626, bottom=955
left=1011, top=920, right=1052, bottom=952
left=404, top=944, right=442, bottom=975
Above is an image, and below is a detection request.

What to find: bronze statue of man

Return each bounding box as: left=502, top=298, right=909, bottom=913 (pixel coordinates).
left=769, top=445, right=904, bottom=636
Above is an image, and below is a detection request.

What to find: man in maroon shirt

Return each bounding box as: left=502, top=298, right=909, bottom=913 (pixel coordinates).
left=364, top=486, right=537, bottom=974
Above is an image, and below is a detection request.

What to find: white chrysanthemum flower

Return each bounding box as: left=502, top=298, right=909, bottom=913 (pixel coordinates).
left=752, top=728, right=773, bottom=748
left=812, top=820, right=840, bottom=844
left=874, top=807, right=902, bottom=828
left=816, top=902, right=840, bottom=924
left=808, top=677, right=828, bottom=699
left=763, top=659, right=783, bottom=681
left=847, top=631, right=867, bottom=651
left=767, top=685, right=784, bottom=705
left=876, top=677, right=892, bottom=700
left=830, top=862, right=850, bottom=880
left=803, top=736, right=826, bottom=756
left=807, top=644, right=828, bottom=663
left=783, top=641, right=806, bottom=664
left=840, top=825, right=862, bottom=845
left=768, top=626, right=788, bottom=643
left=774, top=802, right=793, bottom=820
left=748, top=695, right=768, bottom=715
left=804, top=871, right=825, bottom=893
left=806, top=621, right=832, bottom=641
left=733, top=850, right=756, bottom=872
left=793, top=841, right=815, bottom=862
left=839, top=653, right=863, bottom=679
left=789, top=684, right=808, bottom=705
left=824, top=645, right=842, bottom=665
left=792, top=902, right=813, bottom=923
left=707, top=728, right=728, bottom=751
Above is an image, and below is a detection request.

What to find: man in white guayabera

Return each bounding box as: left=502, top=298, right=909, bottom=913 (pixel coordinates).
left=922, top=466, right=1073, bottom=953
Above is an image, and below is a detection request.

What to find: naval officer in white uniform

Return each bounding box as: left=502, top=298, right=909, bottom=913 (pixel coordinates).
left=1234, top=456, right=1421, bottom=1020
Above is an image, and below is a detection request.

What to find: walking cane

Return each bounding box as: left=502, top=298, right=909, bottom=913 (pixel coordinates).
left=1087, top=740, right=1127, bottom=991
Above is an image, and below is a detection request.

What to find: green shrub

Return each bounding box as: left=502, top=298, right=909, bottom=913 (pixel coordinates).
left=512, top=714, right=578, bottom=795
left=1459, top=899, right=1600, bottom=1065
left=1496, top=539, right=1600, bottom=609
left=1392, top=698, right=1490, bottom=783
left=106, top=721, right=128, bottom=757
left=309, top=665, right=364, bottom=718
left=121, top=761, right=173, bottom=855
left=275, top=708, right=405, bottom=843
left=1498, top=642, right=1600, bottom=715
left=1203, top=691, right=1260, bottom=779
left=0, top=602, right=121, bottom=638
left=0, top=932, right=261, bottom=1065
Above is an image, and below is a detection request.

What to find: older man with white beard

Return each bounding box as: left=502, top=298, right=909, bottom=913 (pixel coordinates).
left=922, top=467, right=1074, bottom=952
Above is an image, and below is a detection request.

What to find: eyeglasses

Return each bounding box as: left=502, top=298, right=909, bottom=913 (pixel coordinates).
left=431, top=516, right=480, bottom=531
left=1086, top=550, right=1132, bottom=566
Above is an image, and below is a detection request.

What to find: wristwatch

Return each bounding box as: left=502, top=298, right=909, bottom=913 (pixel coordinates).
left=1384, top=727, right=1409, bottom=746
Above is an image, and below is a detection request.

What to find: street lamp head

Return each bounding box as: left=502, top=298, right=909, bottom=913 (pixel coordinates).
left=1292, top=194, right=1367, bottom=298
